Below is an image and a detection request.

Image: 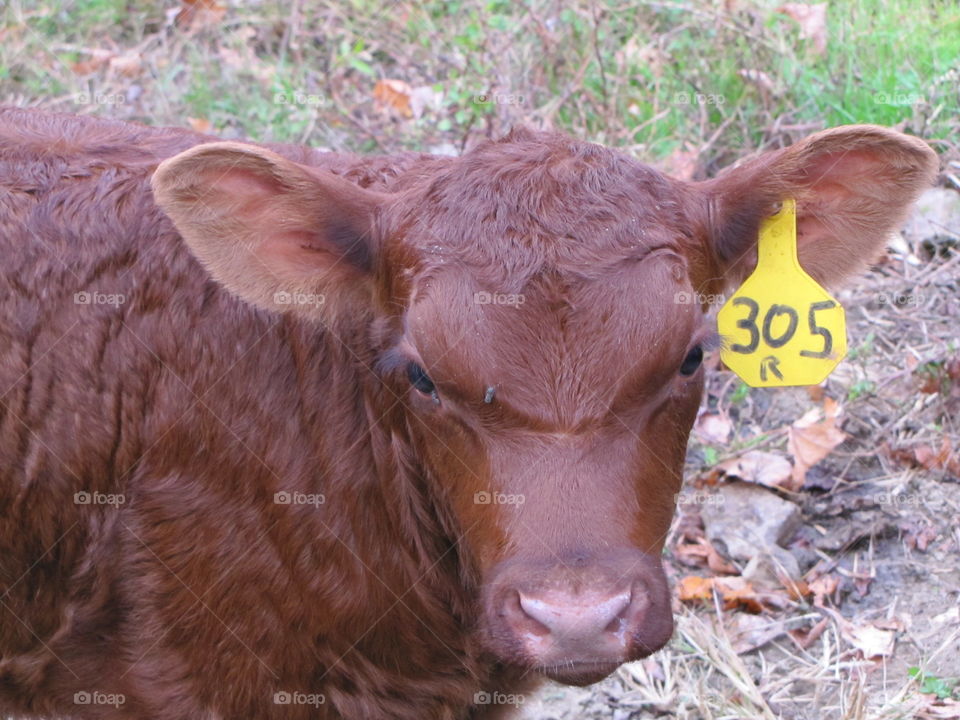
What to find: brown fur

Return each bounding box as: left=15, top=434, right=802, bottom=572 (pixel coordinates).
left=0, top=107, right=937, bottom=719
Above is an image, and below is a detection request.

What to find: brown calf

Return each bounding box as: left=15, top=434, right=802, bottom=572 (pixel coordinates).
left=0, top=107, right=936, bottom=718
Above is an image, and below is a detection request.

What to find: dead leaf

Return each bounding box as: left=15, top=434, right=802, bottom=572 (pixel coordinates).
left=787, top=398, right=846, bottom=489
left=852, top=572, right=874, bottom=598
left=718, top=450, right=793, bottom=489
left=915, top=437, right=954, bottom=471
left=373, top=79, right=413, bottom=118
left=109, top=53, right=141, bottom=78
left=678, top=575, right=713, bottom=601
left=675, top=537, right=738, bottom=573
left=187, top=117, right=213, bottom=134
left=947, top=355, right=960, bottom=381
left=844, top=621, right=898, bottom=658
left=904, top=523, right=938, bottom=552
left=175, top=0, right=226, bottom=31
left=678, top=575, right=769, bottom=613
left=695, top=412, right=732, bottom=445
left=916, top=697, right=960, bottom=719
left=716, top=576, right=764, bottom=613
left=780, top=576, right=810, bottom=601
left=777, top=3, right=828, bottom=56
left=808, top=574, right=840, bottom=606
left=71, top=49, right=114, bottom=76
left=729, top=613, right=788, bottom=653
left=819, top=607, right=900, bottom=658
left=788, top=617, right=829, bottom=650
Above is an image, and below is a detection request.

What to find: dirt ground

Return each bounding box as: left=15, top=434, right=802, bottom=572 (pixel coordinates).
left=517, top=187, right=960, bottom=719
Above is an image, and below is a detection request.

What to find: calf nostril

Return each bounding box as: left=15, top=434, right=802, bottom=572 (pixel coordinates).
left=515, top=589, right=632, bottom=640
left=502, top=590, right=550, bottom=637
left=603, top=592, right=632, bottom=633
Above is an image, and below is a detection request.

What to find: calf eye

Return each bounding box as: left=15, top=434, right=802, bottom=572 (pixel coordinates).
left=679, top=345, right=703, bottom=376
left=406, top=362, right=436, bottom=395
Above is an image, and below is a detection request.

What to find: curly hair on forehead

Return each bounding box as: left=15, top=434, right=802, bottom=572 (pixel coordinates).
left=383, top=128, right=691, bottom=292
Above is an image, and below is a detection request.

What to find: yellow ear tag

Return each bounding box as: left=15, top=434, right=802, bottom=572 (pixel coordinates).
left=717, top=199, right=846, bottom=387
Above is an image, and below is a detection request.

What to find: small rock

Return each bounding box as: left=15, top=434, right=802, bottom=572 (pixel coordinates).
left=701, top=482, right=803, bottom=579
left=742, top=551, right=801, bottom=585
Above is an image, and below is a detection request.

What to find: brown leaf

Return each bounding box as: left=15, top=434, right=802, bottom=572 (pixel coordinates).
left=904, top=523, right=938, bottom=552
left=675, top=536, right=738, bottom=573
left=788, top=617, right=829, bottom=650
left=852, top=573, right=874, bottom=597
left=716, top=577, right=764, bottom=613
left=717, top=450, right=793, bottom=489
left=780, top=576, right=810, bottom=601
left=706, top=542, right=738, bottom=574
left=777, top=3, right=828, bottom=56
left=678, top=575, right=713, bottom=601
left=186, top=117, right=213, bottom=134
left=109, top=53, right=142, bottom=78
left=71, top=49, right=114, bottom=76
left=673, top=539, right=710, bottom=568
left=808, top=574, right=840, bottom=606
left=373, top=79, right=413, bottom=118
left=915, top=437, right=954, bottom=471
left=947, top=355, right=960, bottom=381
left=787, top=398, right=846, bottom=489
left=175, top=0, right=226, bottom=31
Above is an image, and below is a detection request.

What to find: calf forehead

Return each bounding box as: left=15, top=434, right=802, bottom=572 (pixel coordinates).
left=409, top=256, right=700, bottom=427
left=396, top=129, right=691, bottom=278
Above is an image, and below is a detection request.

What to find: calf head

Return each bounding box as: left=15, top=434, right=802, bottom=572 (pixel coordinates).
left=153, top=126, right=936, bottom=685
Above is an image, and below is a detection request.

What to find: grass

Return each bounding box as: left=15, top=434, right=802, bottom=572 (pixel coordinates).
left=1, top=0, right=957, bottom=163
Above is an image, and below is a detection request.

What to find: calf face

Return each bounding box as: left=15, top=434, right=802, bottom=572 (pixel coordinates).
left=153, top=126, right=935, bottom=686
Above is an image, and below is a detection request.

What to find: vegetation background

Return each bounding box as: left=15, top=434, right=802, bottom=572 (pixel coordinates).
left=1, top=1, right=959, bottom=718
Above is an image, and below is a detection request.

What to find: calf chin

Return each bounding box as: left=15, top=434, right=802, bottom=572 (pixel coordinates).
left=480, top=549, right=673, bottom=685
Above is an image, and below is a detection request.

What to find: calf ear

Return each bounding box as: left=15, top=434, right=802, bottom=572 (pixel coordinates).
left=152, top=142, right=388, bottom=319
left=696, top=125, right=938, bottom=289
